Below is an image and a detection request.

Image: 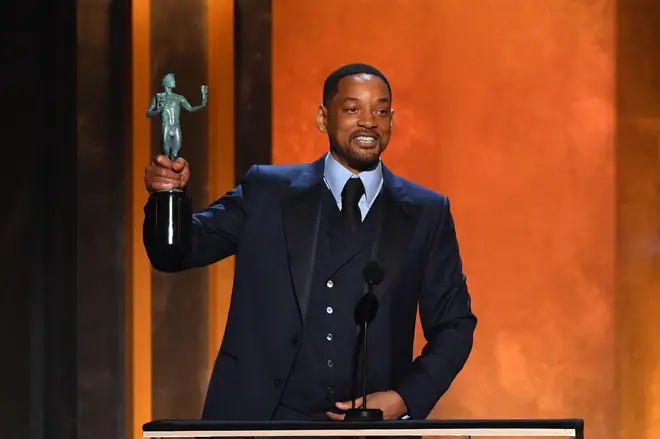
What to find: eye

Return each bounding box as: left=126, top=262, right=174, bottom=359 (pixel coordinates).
left=344, top=107, right=358, bottom=113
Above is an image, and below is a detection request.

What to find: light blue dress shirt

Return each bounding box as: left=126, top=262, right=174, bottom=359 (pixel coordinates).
left=323, top=152, right=384, bottom=221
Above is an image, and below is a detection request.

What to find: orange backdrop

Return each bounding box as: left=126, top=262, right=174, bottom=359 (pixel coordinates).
left=272, top=1, right=616, bottom=438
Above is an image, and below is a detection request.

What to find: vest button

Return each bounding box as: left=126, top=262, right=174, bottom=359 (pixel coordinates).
left=274, top=378, right=281, bottom=386
left=291, top=335, right=300, bottom=345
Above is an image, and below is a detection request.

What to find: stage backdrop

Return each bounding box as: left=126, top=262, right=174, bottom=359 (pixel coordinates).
left=270, top=1, right=657, bottom=439
left=121, top=2, right=660, bottom=439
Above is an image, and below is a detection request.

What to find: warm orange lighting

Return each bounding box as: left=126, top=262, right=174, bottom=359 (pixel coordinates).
left=272, top=1, right=617, bottom=438
left=127, top=0, right=152, bottom=438
left=207, top=0, right=235, bottom=374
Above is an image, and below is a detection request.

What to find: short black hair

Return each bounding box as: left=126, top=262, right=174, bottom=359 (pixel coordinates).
left=322, top=63, right=392, bottom=106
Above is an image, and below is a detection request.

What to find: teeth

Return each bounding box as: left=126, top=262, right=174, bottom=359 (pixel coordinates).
left=355, top=136, right=375, bottom=143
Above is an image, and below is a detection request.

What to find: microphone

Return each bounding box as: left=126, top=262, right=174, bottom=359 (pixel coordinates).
left=363, top=260, right=385, bottom=286
left=345, top=261, right=384, bottom=422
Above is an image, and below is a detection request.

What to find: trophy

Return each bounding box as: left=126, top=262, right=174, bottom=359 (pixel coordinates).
left=145, top=73, right=208, bottom=258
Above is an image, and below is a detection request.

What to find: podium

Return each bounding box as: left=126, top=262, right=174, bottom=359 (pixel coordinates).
left=142, top=419, right=584, bottom=438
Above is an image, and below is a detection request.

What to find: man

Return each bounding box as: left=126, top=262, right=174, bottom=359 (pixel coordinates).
left=143, top=63, right=477, bottom=422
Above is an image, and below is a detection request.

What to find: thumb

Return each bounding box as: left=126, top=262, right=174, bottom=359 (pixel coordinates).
left=172, top=157, right=189, bottom=173
left=154, top=154, right=173, bottom=169
left=336, top=397, right=363, bottom=409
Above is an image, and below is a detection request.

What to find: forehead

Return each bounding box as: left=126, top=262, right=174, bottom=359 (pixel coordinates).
left=335, top=74, right=390, bottom=99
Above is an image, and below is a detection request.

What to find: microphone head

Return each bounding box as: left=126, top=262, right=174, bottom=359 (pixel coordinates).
left=363, top=260, right=384, bottom=286
left=354, top=293, right=379, bottom=325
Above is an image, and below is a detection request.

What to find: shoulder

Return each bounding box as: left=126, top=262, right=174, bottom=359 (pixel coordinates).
left=240, top=162, right=318, bottom=187
left=387, top=171, right=449, bottom=208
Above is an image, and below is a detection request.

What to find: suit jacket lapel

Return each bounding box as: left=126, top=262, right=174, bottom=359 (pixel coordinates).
left=373, top=165, right=422, bottom=303
left=281, top=157, right=326, bottom=324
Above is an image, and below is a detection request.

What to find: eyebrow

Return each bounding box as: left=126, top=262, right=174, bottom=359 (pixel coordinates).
left=342, top=97, right=391, bottom=103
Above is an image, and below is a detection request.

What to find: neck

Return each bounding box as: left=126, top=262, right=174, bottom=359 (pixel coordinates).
left=164, top=87, right=172, bottom=94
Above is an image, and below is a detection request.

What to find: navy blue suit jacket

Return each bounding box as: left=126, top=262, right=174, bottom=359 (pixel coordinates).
left=143, top=156, right=477, bottom=421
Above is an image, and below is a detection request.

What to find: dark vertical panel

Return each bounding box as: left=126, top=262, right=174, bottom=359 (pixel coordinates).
left=41, top=1, right=79, bottom=439
left=4, top=0, right=78, bottom=438
left=76, top=0, right=130, bottom=438
left=234, top=0, right=273, bottom=182
left=4, top=0, right=131, bottom=438
left=150, top=0, right=210, bottom=419
left=2, top=3, right=41, bottom=438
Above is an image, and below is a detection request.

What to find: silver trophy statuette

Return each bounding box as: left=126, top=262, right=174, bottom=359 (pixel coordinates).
left=146, top=73, right=208, bottom=161
left=145, top=73, right=207, bottom=255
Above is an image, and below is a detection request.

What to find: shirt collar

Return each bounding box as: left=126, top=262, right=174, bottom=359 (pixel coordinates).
left=323, top=152, right=383, bottom=204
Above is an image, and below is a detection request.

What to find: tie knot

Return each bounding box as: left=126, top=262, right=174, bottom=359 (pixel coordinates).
left=342, top=177, right=365, bottom=206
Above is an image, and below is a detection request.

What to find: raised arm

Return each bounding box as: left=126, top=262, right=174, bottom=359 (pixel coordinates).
left=181, top=97, right=207, bottom=113
left=182, top=85, right=208, bottom=112
left=142, top=155, right=259, bottom=272
left=393, top=197, right=477, bottom=420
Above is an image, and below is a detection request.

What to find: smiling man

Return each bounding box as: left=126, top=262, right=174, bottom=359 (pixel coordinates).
left=143, top=63, right=477, bottom=422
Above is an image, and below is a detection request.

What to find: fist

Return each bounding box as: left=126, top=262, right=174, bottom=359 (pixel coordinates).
left=144, top=154, right=190, bottom=193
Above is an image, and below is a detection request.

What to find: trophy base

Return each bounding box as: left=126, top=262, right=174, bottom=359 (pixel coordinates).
left=343, top=408, right=384, bottom=422
left=149, top=188, right=192, bottom=258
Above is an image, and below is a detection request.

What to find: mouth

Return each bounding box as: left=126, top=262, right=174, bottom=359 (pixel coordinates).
left=350, top=132, right=379, bottom=148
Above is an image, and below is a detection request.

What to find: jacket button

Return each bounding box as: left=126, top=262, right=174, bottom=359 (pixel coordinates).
left=291, top=335, right=300, bottom=345
left=274, top=378, right=281, bottom=386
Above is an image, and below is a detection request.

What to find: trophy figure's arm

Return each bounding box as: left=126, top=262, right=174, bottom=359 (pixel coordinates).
left=181, top=98, right=206, bottom=113
left=181, top=86, right=208, bottom=113
left=146, top=97, right=164, bottom=118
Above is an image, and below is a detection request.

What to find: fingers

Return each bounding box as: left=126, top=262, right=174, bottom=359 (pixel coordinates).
left=144, top=154, right=190, bottom=193
left=171, top=157, right=188, bottom=172
left=154, top=154, right=173, bottom=169
left=149, top=163, right=184, bottom=180
left=335, top=397, right=362, bottom=410
left=325, top=411, right=344, bottom=421
left=149, top=180, right=176, bottom=191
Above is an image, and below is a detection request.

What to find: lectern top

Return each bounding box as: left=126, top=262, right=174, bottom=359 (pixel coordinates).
left=143, top=418, right=584, bottom=438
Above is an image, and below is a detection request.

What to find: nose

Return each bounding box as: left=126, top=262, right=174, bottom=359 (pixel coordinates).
left=357, top=112, right=377, bottom=128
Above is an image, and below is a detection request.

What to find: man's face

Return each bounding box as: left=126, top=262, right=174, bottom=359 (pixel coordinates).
left=316, top=74, right=394, bottom=172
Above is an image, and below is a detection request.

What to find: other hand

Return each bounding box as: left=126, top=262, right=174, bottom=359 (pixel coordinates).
left=326, top=390, right=408, bottom=421
left=144, top=154, right=190, bottom=193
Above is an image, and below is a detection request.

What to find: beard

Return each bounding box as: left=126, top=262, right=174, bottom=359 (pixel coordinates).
left=329, top=137, right=382, bottom=172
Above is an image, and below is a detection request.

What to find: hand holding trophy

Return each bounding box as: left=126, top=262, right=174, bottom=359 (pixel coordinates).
left=144, top=73, right=208, bottom=259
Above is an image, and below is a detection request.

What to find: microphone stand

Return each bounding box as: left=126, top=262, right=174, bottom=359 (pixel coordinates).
left=344, top=289, right=383, bottom=422
left=360, top=319, right=369, bottom=412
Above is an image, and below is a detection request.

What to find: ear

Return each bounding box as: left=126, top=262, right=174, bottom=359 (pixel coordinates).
left=315, top=105, right=328, bottom=133
left=390, top=108, right=395, bottom=131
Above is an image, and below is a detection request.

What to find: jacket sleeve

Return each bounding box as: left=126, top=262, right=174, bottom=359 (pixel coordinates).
left=393, top=196, right=477, bottom=420
left=143, top=164, right=260, bottom=272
